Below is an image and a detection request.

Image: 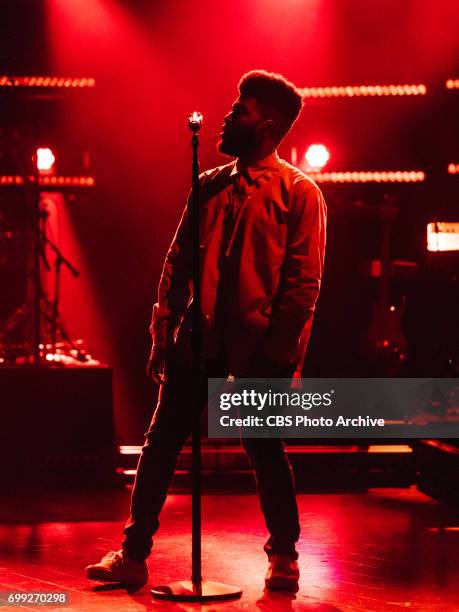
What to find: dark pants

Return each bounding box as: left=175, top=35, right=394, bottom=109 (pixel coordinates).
left=122, top=348, right=300, bottom=562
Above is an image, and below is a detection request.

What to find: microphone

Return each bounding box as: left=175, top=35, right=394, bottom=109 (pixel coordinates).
left=188, top=111, right=203, bottom=132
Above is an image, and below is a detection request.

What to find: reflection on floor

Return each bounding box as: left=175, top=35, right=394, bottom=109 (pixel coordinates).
left=1, top=486, right=459, bottom=611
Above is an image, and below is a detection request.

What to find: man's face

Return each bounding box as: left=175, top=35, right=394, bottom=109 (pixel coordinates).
left=218, top=96, right=267, bottom=158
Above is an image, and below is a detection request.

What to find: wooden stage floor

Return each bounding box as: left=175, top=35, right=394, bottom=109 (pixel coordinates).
left=1, top=485, right=459, bottom=611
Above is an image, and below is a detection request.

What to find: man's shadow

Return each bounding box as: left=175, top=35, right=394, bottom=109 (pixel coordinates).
left=91, top=581, right=146, bottom=595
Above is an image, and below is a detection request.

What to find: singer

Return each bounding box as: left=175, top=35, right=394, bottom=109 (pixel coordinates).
left=86, top=70, right=327, bottom=591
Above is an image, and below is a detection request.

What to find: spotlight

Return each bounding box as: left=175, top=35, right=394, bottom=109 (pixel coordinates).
left=36, top=148, right=56, bottom=172
left=305, top=144, right=330, bottom=170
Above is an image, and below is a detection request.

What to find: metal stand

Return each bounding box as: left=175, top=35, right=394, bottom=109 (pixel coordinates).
left=40, top=223, right=80, bottom=358
left=32, top=167, right=42, bottom=364
left=2, top=190, right=81, bottom=363
left=151, top=113, right=242, bottom=602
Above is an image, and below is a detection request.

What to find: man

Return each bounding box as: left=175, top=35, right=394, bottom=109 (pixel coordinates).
left=86, top=70, right=327, bottom=591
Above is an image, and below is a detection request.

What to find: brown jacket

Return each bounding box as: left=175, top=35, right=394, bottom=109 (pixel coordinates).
left=150, top=152, right=327, bottom=378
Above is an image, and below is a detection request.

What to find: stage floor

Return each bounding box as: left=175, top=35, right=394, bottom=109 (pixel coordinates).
left=1, top=486, right=459, bottom=611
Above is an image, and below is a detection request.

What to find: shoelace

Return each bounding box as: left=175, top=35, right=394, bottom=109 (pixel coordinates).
left=102, top=551, right=123, bottom=566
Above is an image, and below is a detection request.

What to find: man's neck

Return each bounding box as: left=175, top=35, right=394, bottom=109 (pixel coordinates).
left=238, top=146, right=277, bottom=168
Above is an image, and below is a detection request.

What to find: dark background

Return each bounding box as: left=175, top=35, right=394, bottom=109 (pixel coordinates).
left=0, top=0, right=458, bottom=442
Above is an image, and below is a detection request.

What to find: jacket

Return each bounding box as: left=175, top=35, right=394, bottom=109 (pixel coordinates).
left=150, top=151, right=327, bottom=378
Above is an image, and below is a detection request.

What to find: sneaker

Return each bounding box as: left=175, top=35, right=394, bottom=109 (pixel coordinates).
left=85, top=550, right=148, bottom=584
left=264, top=554, right=299, bottom=592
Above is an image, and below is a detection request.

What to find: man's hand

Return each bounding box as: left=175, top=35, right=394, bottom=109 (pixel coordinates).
left=146, top=345, right=168, bottom=384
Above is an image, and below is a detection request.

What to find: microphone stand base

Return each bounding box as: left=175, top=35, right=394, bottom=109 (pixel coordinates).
left=151, top=579, right=242, bottom=601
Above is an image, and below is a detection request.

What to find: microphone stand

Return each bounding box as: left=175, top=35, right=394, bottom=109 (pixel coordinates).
left=150, top=113, right=242, bottom=602
left=40, top=229, right=80, bottom=358
left=32, top=165, right=42, bottom=364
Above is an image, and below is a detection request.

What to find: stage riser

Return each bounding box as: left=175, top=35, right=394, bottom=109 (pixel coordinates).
left=118, top=445, right=415, bottom=489
left=414, top=440, right=459, bottom=506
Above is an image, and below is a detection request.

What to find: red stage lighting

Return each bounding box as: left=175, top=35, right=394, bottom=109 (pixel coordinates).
left=307, top=171, right=425, bottom=183
left=0, top=175, right=95, bottom=188
left=36, top=148, right=56, bottom=172
left=300, top=84, right=427, bottom=98
left=305, top=144, right=330, bottom=170
left=0, top=76, right=95, bottom=88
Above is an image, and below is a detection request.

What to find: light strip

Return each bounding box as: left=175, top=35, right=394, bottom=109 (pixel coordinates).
left=427, top=222, right=459, bottom=252
left=428, top=527, right=459, bottom=533
left=307, top=171, right=425, bottom=183
left=0, top=175, right=95, bottom=187
left=367, top=445, right=412, bottom=453
left=119, top=445, right=414, bottom=456
left=0, top=76, right=95, bottom=88
left=446, top=79, right=459, bottom=90
left=300, top=84, right=427, bottom=98
left=117, top=469, right=137, bottom=476
left=119, top=446, right=143, bottom=455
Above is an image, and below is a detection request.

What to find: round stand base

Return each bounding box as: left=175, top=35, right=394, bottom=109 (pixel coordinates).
left=151, top=579, right=242, bottom=602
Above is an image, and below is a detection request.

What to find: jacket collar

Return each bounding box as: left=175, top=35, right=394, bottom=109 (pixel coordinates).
left=229, top=151, right=281, bottom=184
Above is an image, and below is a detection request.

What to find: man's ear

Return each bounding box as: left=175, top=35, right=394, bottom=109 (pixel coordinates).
left=261, top=118, right=275, bottom=136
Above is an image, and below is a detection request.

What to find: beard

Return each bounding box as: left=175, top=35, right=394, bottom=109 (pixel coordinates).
left=217, top=124, right=260, bottom=158
left=217, top=135, right=239, bottom=157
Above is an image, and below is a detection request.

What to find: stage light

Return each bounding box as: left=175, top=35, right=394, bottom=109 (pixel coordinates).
left=300, top=84, right=427, bottom=98
left=0, top=176, right=24, bottom=185
left=38, top=175, right=96, bottom=187
left=118, top=469, right=137, bottom=476
left=307, top=171, right=425, bottom=183
left=305, top=144, right=330, bottom=170
left=0, top=75, right=96, bottom=88
left=0, top=175, right=95, bottom=188
left=119, top=446, right=142, bottom=455
left=448, top=163, right=459, bottom=174
left=36, top=148, right=56, bottom=172
left=427, top=222, right=459, bottom=252
left=368, top=445, right=412, bottom=453
left=446, top=79, right=459, bottom=89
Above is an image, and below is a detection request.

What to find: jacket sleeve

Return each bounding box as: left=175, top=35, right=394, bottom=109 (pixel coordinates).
left=256, top=177, right=327, bottom=364
left=149, top=191, right=194, bottom=349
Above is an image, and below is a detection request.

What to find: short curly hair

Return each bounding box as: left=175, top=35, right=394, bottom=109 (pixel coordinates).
left=238, top=70, right=304, bottom=142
